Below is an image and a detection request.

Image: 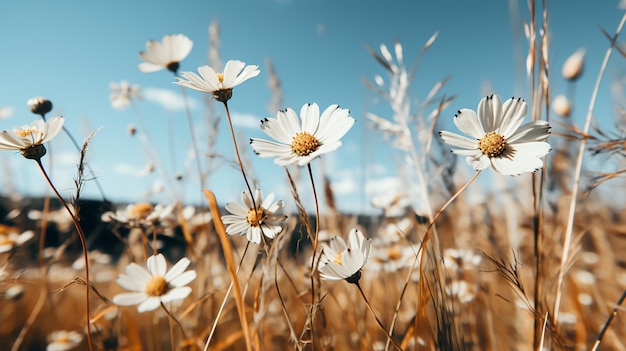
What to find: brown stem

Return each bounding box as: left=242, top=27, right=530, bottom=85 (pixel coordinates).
left=355, top=281, right=403, bottom=351
left=34, top=158, right=94, bottom=351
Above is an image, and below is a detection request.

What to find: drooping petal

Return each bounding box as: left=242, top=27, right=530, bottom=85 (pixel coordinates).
left=137, top=297, right=161, bottom=312
left=161, top=286, right=192, bottom=303
left=113, top=292, right=147, bottom=306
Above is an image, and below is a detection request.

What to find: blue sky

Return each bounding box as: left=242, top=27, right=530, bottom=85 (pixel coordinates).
left=1, top=0, right=624, bottom=213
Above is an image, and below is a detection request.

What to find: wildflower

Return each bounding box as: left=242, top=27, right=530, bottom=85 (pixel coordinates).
left=445, top=280, right=475, bottom=304
left=443, top=248, right=482, bottom=273
left=0, top=116, right=64, bottom=160
left=112, top=253, right=196, bottom=313
left=139, top=34, right=193, bottom=74
left=251, top=103, right=355, bottom=167
left=0, top=226, right=34, bottom=253
left=46, top=330, right=83, bottom=351
left=174, top=60, right=260, bottom=102
left=368, top=242, right=417, bottom=273
left=318, top=229, right=371, bottom=283
left=562, top=48, right=585, bottom=81
left=221, top=189, right=287, bottom=245
left=102, top=202, right=172, bottom=228
left=27, top=96, right=53, bottom=116
left=439, top=95, right=551, bottom=175
left=109, top=81, right=141, bottom=110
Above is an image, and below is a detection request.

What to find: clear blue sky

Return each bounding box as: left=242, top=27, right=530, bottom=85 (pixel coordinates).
left=1, top=1, right=624, bottom=213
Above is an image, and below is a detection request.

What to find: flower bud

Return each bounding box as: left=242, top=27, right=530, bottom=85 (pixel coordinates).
left=27, top=97, right=53, bottom=116
left=552, top=94, right=572, bottom=117
left=562, top=48, right=585, bottom=81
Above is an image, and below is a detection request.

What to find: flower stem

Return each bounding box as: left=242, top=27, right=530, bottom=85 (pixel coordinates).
left=355, top=281, right=403, bottom=351
left=307, top=163, right=321, bottom=349
left=222, top=102, right=256, bottom=202
left=160, top=302, right=188, bottom=342
left=34, top=158, right=94, bottom=351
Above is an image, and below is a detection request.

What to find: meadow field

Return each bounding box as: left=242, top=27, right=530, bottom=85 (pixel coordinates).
left=1, top=1, right=625, bottom=350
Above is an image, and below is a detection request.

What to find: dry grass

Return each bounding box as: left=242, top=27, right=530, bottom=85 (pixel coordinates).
left=1, top=3, right=626, bottom=351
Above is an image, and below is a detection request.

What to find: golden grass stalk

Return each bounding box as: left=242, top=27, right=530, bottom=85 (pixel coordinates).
left=202, top=189, right=252, bottom=351
left=552, top=12, right=626, bottom=327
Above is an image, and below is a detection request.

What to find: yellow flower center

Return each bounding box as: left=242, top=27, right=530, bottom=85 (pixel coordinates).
left=55, top=335, right=71, bottom=344
left=291, top=132, right=321, bottom=157
left=145, top=275, right=169, bottom=297
left=0, top=236, right=15, bottom=247
left=15, top=129, right=43, bottom=142
left=246, top=208, right=265, bottom=227
left=332, top=252, right=344, bottom=266
left=478, top=132, right=507, bottom=157
left=128, top=203, right=154, bottom=220
left=387, top=247, right=402, bottom=261
left=216, top=73, right=224, bottom=83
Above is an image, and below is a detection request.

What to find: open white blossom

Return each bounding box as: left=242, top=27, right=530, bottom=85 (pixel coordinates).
left=109, top=81, right=141, bottom=110
left=439, top=95, right=551, bottom=175
left=139, top=34, right=193, bottom=74
left=174, top=60, right=260, bottom=102
left=251, top=103, right=355, bottom=167
left=47, top=330, right=83, bottom=351
left=0, top=229, right=34, bottom=253
left=0, top=116, right=64, bottom=159
left=221, top=189, right=287, bottom=245
left=113, top=253, right=196, bottom=313
left=318, top=229, right=371, bottom=283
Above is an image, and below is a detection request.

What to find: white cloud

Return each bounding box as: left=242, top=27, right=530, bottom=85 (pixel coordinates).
left=330, top=175, right=357, bottom=195
left=143, top=87, right=199, bottom=112
left=230, top=112, right=262, bottom=129
left=112, top=162, right=145, bottom=177
left=365, top=176, right=402, bottom=196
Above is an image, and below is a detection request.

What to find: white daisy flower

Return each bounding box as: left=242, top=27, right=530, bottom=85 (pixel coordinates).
left=46, top=330, right=83, bottom=351
left=439, top=95, right=551, bottom=175
left=250, top=103, right=355, bottom=167
left=109, top=80, right=141, bottom=110
left=0, top=116, right=64, bottom=159
left=174, top=60, right=260, bottom=102
left=0, top=229, right=34, bottom=253
left=318, top=229, right=372, bottom=283
left=221, top=189, right=287, bottom=245
left=139, top=34, right=193, bottom=74
left=112, top=253, right=196, bottom=313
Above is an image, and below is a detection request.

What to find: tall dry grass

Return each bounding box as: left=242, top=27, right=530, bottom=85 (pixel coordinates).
left=1, top=3, right=626, bottom=351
